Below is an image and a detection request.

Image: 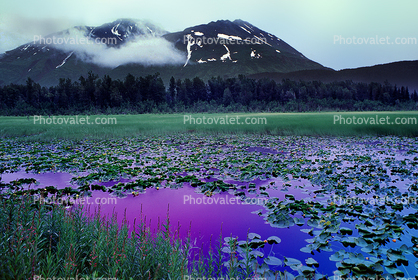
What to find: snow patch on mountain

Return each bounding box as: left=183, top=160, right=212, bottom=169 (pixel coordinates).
left=251, top=49, right=261, bottom=59
left=56, top=51, right=74, bottom=68
left=239, top=26, right=251, bottom=34
left=21, top=45, right=30, bottom=51
left=243, top=23, right=254, bottom=31
left=218, top=33, right=242, bottom=41
left=111, top=23, right=121, bottom=36
left=254, top=35, right=272, bottom=47
left=183, top=34, right=195, bottom=67
left=147, top=27, right=154, bottom=35
left=220, top=45, right=231, bottom=61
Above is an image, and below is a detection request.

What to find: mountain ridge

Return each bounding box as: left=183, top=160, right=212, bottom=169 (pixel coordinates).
left=0, top=18, right=416, bottom=91
left=0, top=18, right=326, bottom=86
left=248, top=60, right=418, bottom=92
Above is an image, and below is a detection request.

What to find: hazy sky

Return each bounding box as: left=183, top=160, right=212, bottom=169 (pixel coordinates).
left=0, top=0, right=417, bottom=70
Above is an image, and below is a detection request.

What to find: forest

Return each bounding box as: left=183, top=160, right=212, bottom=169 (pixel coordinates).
left=0, top=72, right=417, bottom=115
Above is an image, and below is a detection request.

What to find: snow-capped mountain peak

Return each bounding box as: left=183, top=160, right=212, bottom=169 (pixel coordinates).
left=86, top=18, right=167, bottom=46
left=0, top=18, right=325, bottom=86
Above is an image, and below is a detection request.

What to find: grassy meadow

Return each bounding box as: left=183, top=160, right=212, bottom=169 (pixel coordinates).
left=0, top=111, right=417, bottom=140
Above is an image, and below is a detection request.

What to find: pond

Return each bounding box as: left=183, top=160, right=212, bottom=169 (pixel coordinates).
left=1, top=134, right=418, bottom=278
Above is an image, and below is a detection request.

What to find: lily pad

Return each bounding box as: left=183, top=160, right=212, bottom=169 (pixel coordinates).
left=266, top=236, right=281, bottom=244
left=264, top=256, right=282, bottom=266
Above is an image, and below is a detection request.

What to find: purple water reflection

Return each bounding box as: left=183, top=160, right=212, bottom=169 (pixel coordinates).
left=1, top=171, right=74, bottom=189
left=84, top=185, right=334, bottom=275
left=0, top=170, right=336, bottom=274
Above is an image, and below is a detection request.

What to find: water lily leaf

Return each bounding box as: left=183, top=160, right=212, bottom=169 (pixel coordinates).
left=301, top=228, right=313, bottom=235
left=361, top=244, right=374, bottom=254
left=264, top=256, right=282, bottom=266
left=285, top=194, right=295, bottom=200
left=387, top=252, right=409, bottom=266
left=237, top=240, right=248, bottom=247
left=314, top=274, right=327, bottom=280
left=329, top=250, right=345, bottom=262
left=251, top=209, right=263, bottom=216
left=294, top=217, right=305, bottom=226
left=250, top=250, right=264, bottom=258
left=284, top=257, right=302, bottom=270
left=318, top=243, right=333, bottom=252
left=354, top=237, right=368, bottom=247
left=300, top=244, right=314, bottom=254
left=385, top=266, right=404, bottom=277
left=221, top=247, right=231, bottom=254
left=340, top=227, right=353, bottom=235
left=249, top=239, right=266, bottom=249
left=299, top=265, right=315, bottom=274
left=370, top=263, right=384, bottom=273
left=305, top=257, right=319, bottom=267
left=305, top=238, right=315, bottom=244
left=281, top=271, right=295, bottom=280
left=248, top=232, right=261, bottom=240
left=399, top=244, right=413, bottom=254
left=341, top=236, right=357, bottom=248
left=224, top=237, right=236, bottom=243
left=270, top=217, right=295, bottom=228
left=266, top=236, right=281, bottom=244
left=307, top=219, right=320, bottom=228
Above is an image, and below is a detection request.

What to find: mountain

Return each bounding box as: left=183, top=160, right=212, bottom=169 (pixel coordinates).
left=1, top=18, right=415, bottom=90
left=0, top=19, right=327, bottom=86
left=86, top=18, right=167, bottom=46
left=248, top=60, right=418, bottom=92
left=0, top=19, right=168, bottom=86
left=160, top=19, right=325, bottom=75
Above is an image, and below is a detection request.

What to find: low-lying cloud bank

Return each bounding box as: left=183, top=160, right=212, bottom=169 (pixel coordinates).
left=43, top=28, right=185, bottom=68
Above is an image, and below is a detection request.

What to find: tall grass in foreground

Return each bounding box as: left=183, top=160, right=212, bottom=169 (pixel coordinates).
left=0, top=194, right=280, bottom=280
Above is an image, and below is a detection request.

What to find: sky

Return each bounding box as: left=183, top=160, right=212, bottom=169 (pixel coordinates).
left=0, top=0, right=417, bottom=70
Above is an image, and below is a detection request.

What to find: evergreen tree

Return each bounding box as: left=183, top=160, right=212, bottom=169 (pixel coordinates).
left=124, top=73, right=139, bottom=103
left=222, top=88, right=233, bottom=106
left=192, top=77, right=207, bottom=102
left=168, top=76, right=176, bottom=106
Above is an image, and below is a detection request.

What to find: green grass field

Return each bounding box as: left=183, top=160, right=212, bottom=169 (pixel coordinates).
left=0, top=111, right=417, bottom=140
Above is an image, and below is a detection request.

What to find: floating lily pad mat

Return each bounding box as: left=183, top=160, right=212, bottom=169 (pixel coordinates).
left=1, top=134, right=418, bottom=278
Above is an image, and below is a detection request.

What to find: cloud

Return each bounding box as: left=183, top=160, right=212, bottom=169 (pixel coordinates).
left=0, top=15, right=79, bottom=53
left=7, top=16, right=76, bottom=37
left=47, top=28, right=186, bottom=67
